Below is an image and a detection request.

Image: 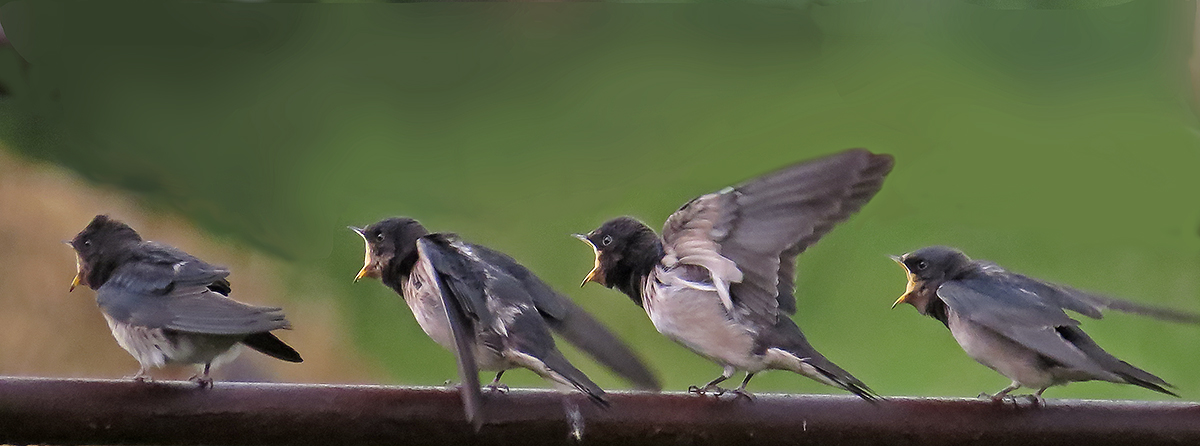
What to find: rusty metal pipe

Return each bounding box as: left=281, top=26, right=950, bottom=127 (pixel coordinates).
left=0, top=376, right=1199, bottom=445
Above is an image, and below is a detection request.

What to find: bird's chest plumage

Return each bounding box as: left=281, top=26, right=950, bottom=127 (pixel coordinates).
left=402, top=257, right=508, bottom=370
left=946, top=309, right=1055, bottom=388
left=644, top=266, right=757, bottom=370
left=402, top=259, right=458, bottom=353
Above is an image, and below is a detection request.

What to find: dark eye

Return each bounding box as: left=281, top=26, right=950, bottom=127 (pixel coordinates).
left=83, top=239, right=91, bottom=247
left=916, top=260, right=928, bottom=271
left=376, top=233, right=385, bottom=242
left=601, top=235, right=613, bottom=246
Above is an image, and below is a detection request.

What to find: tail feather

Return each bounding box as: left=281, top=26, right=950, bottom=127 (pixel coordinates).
left=1119, top=372, right=1179, bottom=397
left=809, top=361, right=879, bottom=402
left=242, top=332, right=303, bottom=363
left=540, top=350, right=608, bottom=407
left=1057, top=326, right=1177, bottom=397
left=771, top=318, right=877, bottom=401
left=544, top=305, right=661, bottom=391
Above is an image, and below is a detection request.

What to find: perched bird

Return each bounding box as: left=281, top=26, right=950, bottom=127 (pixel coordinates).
left=577, top=148, right=892, bottom=400
left=351, top=217, right=660, bottom=429
left=67, top=215, right=302, bottom=387
left=892, top=245, right=1200, bottom=401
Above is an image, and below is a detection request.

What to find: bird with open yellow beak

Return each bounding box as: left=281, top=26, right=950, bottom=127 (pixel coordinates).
left=577, top=148, right=892, bottom=400
left=892, top=245, right=1200, bottom=403
left=349, top=217, right=659, bottom=429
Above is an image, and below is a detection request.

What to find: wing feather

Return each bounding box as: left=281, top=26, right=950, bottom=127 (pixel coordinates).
left=660, top=149, right=894, bottom=325
left=97, top=262, right=290, bottom=336
left=936, top=279, right=1118, bottom=380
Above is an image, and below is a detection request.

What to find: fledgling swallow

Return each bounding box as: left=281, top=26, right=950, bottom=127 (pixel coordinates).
left=351, top=217, right=660, bottom=429
left=68, top=215, right=302, bottom=387
left=892, top=245, right=1200, bottom=402
left=578, top=148, right=893, bottom=400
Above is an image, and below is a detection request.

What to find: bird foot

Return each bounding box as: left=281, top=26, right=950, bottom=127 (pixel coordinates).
left=124, top=373, right=153, bottom=383
left=979, top=392, right=1015, bottom=404
left=979, top=392, right=1042, bottom=407
left=485, top=382, right=509, bottom=394
left=188, top=374, right=214, bottom=389
left=688, top=384, right=727, bottom=396
left=727, top=388, right=756, bottom=401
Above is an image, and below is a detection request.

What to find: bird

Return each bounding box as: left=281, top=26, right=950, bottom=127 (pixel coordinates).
left=891, top=245, right=1200, bottom=402
left=577, top=148, right=893, bottom=400
left=350, top=217, right=660, bottom=429
left=67, top=215, right=303, bottom=387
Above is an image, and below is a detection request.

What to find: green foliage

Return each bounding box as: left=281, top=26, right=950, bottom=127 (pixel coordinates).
left=1, top=0, right=1197, bottom=400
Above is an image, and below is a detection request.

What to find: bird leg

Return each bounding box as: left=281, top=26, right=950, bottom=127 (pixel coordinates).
left=980, top=382, right=1021, bottom=403
left=485, top=371, right=509, bottom=394
left=727, top=373, right=756, bottom=401
left=189, top=363, right=214, bottom=389
left=126, top=365, right=153, bottom=382
left=689, top=367, right=734, bottom=396
left=1022, top=387, right=1048, bottom=406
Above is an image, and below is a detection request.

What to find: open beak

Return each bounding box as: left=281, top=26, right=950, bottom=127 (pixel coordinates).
left=349, top=226, right=373, bottom=282
left=890, top=255, right=915, bottom=309
left=66, top=242, right=82, bottom=292
left=573, top=234, right=604, bottom=287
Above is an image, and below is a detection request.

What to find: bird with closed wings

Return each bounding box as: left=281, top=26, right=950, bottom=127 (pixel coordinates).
left=893, top=245, right=1200, bottom=402
left=351, top=217, right=660, bottom=429
left=68, top=215, right=303, bottom=387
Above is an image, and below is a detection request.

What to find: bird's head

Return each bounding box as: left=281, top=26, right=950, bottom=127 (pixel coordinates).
left=575, top=216, right=659, bottom=291
left=891, top=245, right=971, bottom=314
left=68, top=215, right=142, bottom=292
left=350, top=217, right=428, bottom=284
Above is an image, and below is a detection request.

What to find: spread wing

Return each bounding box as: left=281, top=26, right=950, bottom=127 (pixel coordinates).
left=470, top=243, right=661, bottom=390
left=935, top=278, right=1119, bottom=380
left=97, top=260, right=291, bottom=335
left=661, top=149, right=893, bottom=326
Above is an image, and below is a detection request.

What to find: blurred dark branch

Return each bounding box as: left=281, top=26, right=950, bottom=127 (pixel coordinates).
left=1, top=377, right=1199, bottom=446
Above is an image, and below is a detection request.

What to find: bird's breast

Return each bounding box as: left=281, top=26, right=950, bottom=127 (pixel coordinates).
left=644, top=267, right=757, bottom=369
left=403, top=261, right=457, bottom=352
left=946, top=310, right=1056, bottom=388
left=403, top=260, right=510, bottom=371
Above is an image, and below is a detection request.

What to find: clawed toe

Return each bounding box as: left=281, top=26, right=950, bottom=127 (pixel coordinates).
left=485, top=383, right=509, bottom=394
left=188, top=375, right=214, bottom=389
left=979, top=392, right=1043, bottom=407
left=728, top=388, right=756, bottom=401
left=688, top=384, right=727, bottom=396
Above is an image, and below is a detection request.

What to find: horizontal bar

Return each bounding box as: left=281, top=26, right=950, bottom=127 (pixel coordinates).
left=0, top=376, right=1198, bottom=446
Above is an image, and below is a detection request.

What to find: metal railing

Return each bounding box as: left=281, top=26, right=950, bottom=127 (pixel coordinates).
left=0, top=376, right=1198, bottom=445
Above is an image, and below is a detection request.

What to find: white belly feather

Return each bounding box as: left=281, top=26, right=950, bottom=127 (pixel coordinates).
left=947, top=310, right=1058, bottom=389
left=103, top=313, right=243, bottom=370
left=403, top=254, right=510, bottom=371
left=644, top=266, right=761, bottom=371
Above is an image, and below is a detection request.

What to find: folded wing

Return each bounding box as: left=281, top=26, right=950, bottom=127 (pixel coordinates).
left=471, top=243, right=661, bottom=390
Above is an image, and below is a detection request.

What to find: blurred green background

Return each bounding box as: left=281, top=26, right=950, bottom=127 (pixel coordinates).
left=1, top=0, right=1198, bottom=400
